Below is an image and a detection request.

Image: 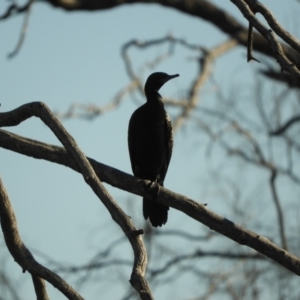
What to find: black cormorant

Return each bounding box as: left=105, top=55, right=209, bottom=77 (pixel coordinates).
left=128, top=72, right=179, bottom=227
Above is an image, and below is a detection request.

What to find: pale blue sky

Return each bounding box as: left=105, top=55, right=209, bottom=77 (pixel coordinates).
left=0, top=1, right=299, bottom=299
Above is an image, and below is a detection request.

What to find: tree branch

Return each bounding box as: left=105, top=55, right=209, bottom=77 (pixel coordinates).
left=0, top=177, right=83, bottom=300
left=3, top=0, right=300, bottom=80
left=149, top=250, right=264, bottom=277
left=0, top=1, right=32, bottom=20
left=270, top=171, right=288, bottom=250
left=31, top=275, right=50, bottom=300
left=7, top=0, right=35, bottom=59
left=0, top=120, right=300, bottom=276
left=269, top=115, right=300, bottom=135
left=0, top=102, right=153, bottom=300
left=173, top=39, right=238, bottom=130
left=245, top=0, right=300, bottom=55
left=230, top=0, right=300, bottom=79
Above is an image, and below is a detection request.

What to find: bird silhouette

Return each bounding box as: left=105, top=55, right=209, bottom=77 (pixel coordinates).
left=128, top=72, right=179, bottom=227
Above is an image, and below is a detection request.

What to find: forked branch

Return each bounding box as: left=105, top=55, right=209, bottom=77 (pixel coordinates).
left=0, top=102, right=153, bottom=300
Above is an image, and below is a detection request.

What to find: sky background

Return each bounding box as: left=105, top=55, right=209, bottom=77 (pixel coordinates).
left=1, top=1, right=299, bottom=299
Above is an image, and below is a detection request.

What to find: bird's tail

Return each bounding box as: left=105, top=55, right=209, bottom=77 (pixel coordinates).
left=143, top=196, right=169, bottom=227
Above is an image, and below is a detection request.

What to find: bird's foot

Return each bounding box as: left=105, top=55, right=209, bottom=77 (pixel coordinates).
left=144, top=180, right=160, bottom=200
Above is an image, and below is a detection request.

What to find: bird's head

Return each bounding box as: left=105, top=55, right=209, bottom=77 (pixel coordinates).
left=144, top=72, right=179, bottom=94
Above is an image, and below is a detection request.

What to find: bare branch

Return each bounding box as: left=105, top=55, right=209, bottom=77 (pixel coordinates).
left=0, top=1, right=32, bottom=20
left=196, top=106, right=300, bottom=184
left=245, top=0, right=300, bottom=55
left=149, top=250, right=265, bottom=278
left=230, top=0, right=300, bottom=79
left=56, top=35, right=215, bottom=122
left=270, top=171, right=288, bottom=250
left=0, top=177, right=82, bottom=300
left=31, top=275, right=50, bottom=300
left=269, top=115, right=300, bottom=135
left=154, top=230, right=214, bottom=242
left=3, top=1, right=299, bottom=59
left=7, top=0, right=35, bottom=59
left=0, top=125, right=300, bottom=276
left=56, top=80, right=139, bottom=120
left=173, top=39, right=238, bottom=130
left=247, top=22, right=260, bottom=63
left=260, top=69, right=300, bottom=89
left=0, top=102, right=153, bottom=300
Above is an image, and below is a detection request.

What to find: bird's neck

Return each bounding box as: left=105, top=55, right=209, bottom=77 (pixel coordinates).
left=145, top=90, right=162, bottom=103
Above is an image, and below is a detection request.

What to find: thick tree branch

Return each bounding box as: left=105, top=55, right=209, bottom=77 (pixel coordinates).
left=0, top=125, right=300, bottom=276
left=0, top=102, right=153, bottom=300
left=0, top=177, right=83, bottom=300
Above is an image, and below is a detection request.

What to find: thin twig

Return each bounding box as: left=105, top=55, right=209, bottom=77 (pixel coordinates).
left=7, top=0, right=35, bottom=59
left=56, top=80, right=139, bottom=120
left=247, top=22, right=260, bottom=63
left=269, top=115, right=300, bottom=135
left=270, top=171, right=288, bottom=250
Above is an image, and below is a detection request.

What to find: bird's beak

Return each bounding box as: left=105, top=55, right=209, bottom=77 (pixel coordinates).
left=164, top=74, right=179, bottom=84
left=169, top=74, right=180, bottom=80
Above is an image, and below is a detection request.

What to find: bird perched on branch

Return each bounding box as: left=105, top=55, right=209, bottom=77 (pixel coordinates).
left=128, top=72, right=179, bottom=227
